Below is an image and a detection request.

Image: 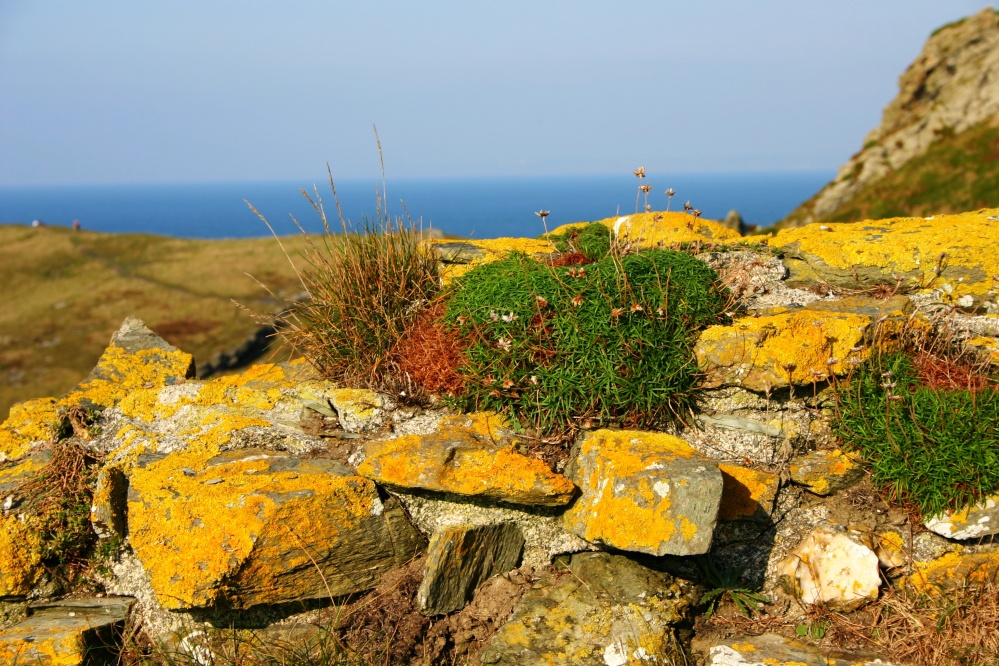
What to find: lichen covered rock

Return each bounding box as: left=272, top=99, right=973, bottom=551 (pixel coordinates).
left=479, top=551, right=697, bottom=666
left=789, top=448, right=865, bottom=496
left=717, top=463, right=781, bottom=521
left=777, top=523, right=881, bottom=612
left=695, top=632, right=898, bottom=666
left=551, top=210, right=742, bottom=247
left=127, top=447, right=423, bottom=610
left=769, top=210, right=999, bottom=308
left=903, top=547, right=999, bottom=594
left=0, top=398, right=60, bottom=463
left=356, top=413, right=576, bottom=507
left=563, top=430, right=723, bottom=556
left=0, top=597, right=133, bottom=666
left=923, top=492, right=999, bottom=540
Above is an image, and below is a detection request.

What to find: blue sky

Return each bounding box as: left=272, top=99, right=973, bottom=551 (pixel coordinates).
left=0, top=2, right=992, bottom=186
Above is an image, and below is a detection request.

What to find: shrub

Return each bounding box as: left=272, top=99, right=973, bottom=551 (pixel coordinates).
left=272, top=213, right=441, bottom=394
left=833, top=350, right=999, bottom=517
left=445, top=246, right=728, bottom=436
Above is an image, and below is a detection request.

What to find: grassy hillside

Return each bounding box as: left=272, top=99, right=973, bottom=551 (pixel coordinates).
left=817, top=117, right=999, bottom=223
left=0, top=224, right=315, bottom=418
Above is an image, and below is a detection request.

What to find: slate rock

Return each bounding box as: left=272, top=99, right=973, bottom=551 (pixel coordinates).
left=789, top=448, right=865, bottom=496
left=0, top=596, right=134, bottom=665
left=356, top=413, right=576, bottom=507
left=127, top=447, right=423, bottom=610
left=694, top=632, right=898, bottom=666
left=479, top=551, right=697, bottom=666
left=418, top=522, right=524, bottom=616
left=563, top=429, right=723, bottom=556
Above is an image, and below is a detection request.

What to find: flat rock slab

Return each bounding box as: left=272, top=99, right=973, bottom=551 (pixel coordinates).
left=480, top=551, right=697, bottom=666
left=924, top=493, right=999, bottom=539
left=127, top=447, right=423, bottom=610
left=789, top=448, right=865, bottom=496
left=777, top=523, right=880, bottom=612
left=0, top=449, right=54, bottom=597
left=0, top=596, right=134, bottom=665
left=695, top=633, right=898, bottom=666
left=418, top=522, right=524, bottom=616
left=768, top=210, right=999, bottom=309
left=563, top=430, right=722, bottom=556
left=356, top=413, right=576, bottom=507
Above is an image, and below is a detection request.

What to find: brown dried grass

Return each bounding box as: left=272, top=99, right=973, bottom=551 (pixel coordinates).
left=394, top=302, right=468, bottom=397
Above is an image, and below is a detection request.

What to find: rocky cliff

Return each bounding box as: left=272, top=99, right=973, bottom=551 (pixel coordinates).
left=779, top=7, right=999, bottom=227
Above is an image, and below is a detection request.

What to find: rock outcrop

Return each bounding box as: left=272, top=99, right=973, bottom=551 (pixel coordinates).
left=781, top=7, right=999, bottom=227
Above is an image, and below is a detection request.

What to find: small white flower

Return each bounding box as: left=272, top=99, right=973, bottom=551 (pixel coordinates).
left=489, top=310, right=499, bottom=322
left=501, top=311, right=519, bottom=323
left=497, top=337, right=512, bottom=351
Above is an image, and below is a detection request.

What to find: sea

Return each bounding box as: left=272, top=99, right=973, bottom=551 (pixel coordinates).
left=0, top=171, right=832, bottom=240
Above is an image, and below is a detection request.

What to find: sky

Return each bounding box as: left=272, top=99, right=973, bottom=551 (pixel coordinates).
left=0, top=1, right=993, bottom=186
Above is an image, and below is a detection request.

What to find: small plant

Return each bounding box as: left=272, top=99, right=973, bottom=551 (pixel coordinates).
left=696, top=556, right=769, bottom=619
left=833, top=348, right=999, bottom=518
left=445, top=238, right=729, bottom=436
left=253, top=172, right=441, bottom=395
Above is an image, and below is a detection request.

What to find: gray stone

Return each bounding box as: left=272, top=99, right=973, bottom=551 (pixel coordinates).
left=479, top=552, right=697, bottom=666
left=694, top=633, right=898, bottom=666
left=0, top=596, right=134, bottom=665
left=418, top=522, right=524, bottom=616
left=924, top=492, right=999, bottom=540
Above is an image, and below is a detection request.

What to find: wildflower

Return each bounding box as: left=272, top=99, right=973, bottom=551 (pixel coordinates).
left=610, top=307, right=624, bottom=318
left=683, top=201, right=693, bottom=213
left=501, top=311, right=519, bottom=323
left=665, top=188, right=676, bottom=212
left=640, top=184, right=652, bottom=194
left=571, top=294, right=584, bottom=307
left=536, top=295, right=549, bottom=308
left=630, top=303, right=643, bottom=313
left=497, top=337, right=513, bottom=351
left=529, top=375, right=539, bottom=385
left=692, top=209, right=702, bottom=219
left=456, top=315, right=468, bottom=326
left=489, top=310, right=499, bottom=322
left=826, top=357, right=840, bottom=365
left=850, top=345, right=864, bottom=352
left=644, top=204, right=652, bottom=212
left=633, top=166, right=646, bottom=178
left=502, top=379, right=515, bottom=389
left=535, top=210, right=550, bottom=221
left=880, top=371, right=894, bottom=378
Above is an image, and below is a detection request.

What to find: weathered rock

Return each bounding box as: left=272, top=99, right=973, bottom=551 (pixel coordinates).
left=966, top=334, right=999, bottom=366
left=903, top=547, right=999, bottom=594
left=777, top=523, right=881, bottom=612
left=695, top=305, right=869, bottom=392
left=127, top=447, right=423, bottom=610
left=61, top=316, right=196, bottom=410
left=924, top=493, right=999, bottom=540
left=430, top=237, right=556, bottom=281
left=325, top=388, right=394, bottom=433
left=0, top=397, right=59, bottom=463
left=418, top=522, right=524, bottom=616
left=717, top=463, right=781, bottom=521
left=789, top=449, right=865, bottom=496
left=479, top=551, right=697, bottom=666
left=0, top=450, right=54, bottom=597
left=551, top=210, right=742, bottom=248
left=356, top=413, right=576, bottom=507
left=0, top=596, right=134, bottom=666
left=694, top=633, right=898, bottom=666
left=90, top=464, right=128, bottom=540
left=563, top=430, right=723, bottom=556
left=769, top=211, right=999, bottom=308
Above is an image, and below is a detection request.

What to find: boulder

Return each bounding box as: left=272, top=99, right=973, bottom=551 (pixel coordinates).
left=777, top=523, right=881, bottom=612
left=563, top=430, right=723, bottom=556
left=769, top=211, right=999, bottom=309
left=924, top=493, right=999, bottom=540
left=789, top=449, right=865, bottom=496
left=325, top=387, right=394, bottom=433
left=417, top=522, right=524, bottom=616
left=356, top=413, right=576, bottom=508
left=694, top=632, right=898, bottom=666
left=479, top=551, right=697, bottom=666
left=0, top=596, right=133, bottom=666
left=126, top=447, right=423, bottom=610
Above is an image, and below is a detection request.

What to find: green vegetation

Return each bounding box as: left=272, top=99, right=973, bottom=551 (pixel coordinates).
left=446, top=224, right=729, bottom=435
left=833, top=350, right=999, bottom=518
left=272, top=215, right=441, bottom=392
left=696, top=555, right=769, bottom=619
left=547, top=222, right=613, bottom=261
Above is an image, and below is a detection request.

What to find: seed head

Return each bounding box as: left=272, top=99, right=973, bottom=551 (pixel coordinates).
left=571, top=294, right=584, bottom=307
left=535, top=210, right=550, bottom=221
left=640, top=184, right=652, bottom=194
left=665, top=188, right=676, bottom=197
left=633, top=166, right=646, bottom=179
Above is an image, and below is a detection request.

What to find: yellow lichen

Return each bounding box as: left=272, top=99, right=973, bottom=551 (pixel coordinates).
left=696, top=308, right=870, bottom=391
left=550, top=211, right=742, bottom=247
left=0, top=397, right=60, bottom=462
left=768, top=209, right=999, bottom=296
left=432, top=237, right=557, bottom=281
left=128, top=449, right=378, bottom=609
left=904, top=549, right=999, bottom=595
left=0, top=514, right=44, bottom=596
left=717, top=464, right=780, bottom=520
left=59, top=345, right=194, bottom=409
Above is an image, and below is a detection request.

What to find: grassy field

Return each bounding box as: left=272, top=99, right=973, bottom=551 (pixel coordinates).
left=0, top=224, right=315, bottom=419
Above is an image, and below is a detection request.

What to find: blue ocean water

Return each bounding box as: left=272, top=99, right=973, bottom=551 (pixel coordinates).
left=0, top=172, right=832, bottom=240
